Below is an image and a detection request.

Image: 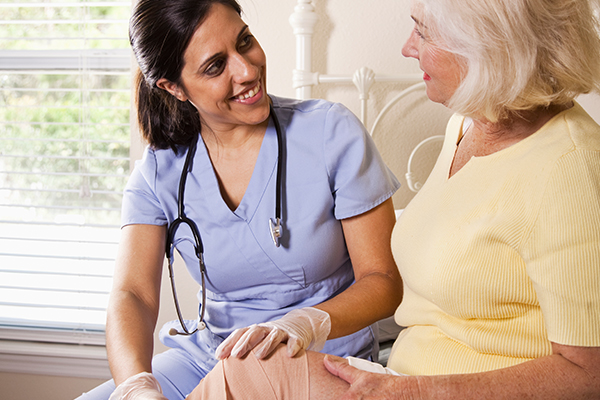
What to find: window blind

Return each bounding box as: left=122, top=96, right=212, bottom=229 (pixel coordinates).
left=0, top=1, right=132, bottom=344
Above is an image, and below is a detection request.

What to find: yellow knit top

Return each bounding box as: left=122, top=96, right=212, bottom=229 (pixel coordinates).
left=388, top=103, right=600, bottom=376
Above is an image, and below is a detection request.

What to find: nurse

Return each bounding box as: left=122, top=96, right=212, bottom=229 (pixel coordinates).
left=77, top=0, right=402, bottom=399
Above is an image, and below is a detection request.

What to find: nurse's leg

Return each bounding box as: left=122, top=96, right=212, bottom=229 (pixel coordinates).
left=152, top=348, right=209, bottom=399
left=187, top=345, right=349, bottom=400
left=75, top=349, right=208, bottom=400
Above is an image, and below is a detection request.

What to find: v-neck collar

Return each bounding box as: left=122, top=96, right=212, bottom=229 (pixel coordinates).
left=192, top=114, right=279, bottom=224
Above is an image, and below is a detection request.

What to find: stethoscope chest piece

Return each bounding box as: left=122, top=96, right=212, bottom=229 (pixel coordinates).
left=269, top=217, right=282, bottom=247
left=197, top=319, right=206, bottom=331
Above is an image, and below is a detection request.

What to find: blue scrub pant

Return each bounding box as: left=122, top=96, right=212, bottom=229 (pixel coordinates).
left=75, top=348, right=210, bottom=400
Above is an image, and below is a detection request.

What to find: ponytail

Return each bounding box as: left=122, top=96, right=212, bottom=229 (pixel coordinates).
left=135, top=69, right=201, bottom=153
left=129, top=0, right=242, bottom=151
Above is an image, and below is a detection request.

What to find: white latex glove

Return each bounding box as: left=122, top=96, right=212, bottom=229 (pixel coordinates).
left=109, top=371, right=168, bottom=400
left=215, top=307, right=331, bottom=360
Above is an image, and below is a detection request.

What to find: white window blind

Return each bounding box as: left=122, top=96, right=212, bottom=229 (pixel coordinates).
left=0, top=1, right=132, bottom=345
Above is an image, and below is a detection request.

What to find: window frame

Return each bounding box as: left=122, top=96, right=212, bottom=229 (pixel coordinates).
left=0, top=1, right=136, bottom=378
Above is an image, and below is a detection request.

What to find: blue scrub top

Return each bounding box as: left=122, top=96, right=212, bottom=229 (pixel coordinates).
left=121, top=95, right=400, bottom=362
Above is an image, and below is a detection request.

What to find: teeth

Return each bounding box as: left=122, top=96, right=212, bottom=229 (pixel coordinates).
left=237, top=82, right=260, bottom=100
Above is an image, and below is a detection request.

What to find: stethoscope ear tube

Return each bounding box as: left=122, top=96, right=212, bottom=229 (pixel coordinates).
left=166, top=138, right=205, bottom=335
left=167, top=257, right=199, bottom=336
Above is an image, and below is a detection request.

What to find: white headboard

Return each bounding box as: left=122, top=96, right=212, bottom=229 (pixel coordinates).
left=288, top=0, right=447, bottom=198
left=289, top=0, right=423, bottom=127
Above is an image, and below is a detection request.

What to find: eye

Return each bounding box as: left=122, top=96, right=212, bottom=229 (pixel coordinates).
left=205, top=58, right=225, bottom=76
left=238, top=34, right=254, bottom=50
left=414, top=27, right=425, bottom=39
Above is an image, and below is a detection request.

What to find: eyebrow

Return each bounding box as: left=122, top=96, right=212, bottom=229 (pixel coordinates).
left=411, top=15, right=428, bottom=29
left=198, top=25, right=250, bottom=71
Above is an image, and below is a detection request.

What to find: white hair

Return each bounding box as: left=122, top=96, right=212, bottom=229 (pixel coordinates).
left=416, top=0, right=600, bottom=122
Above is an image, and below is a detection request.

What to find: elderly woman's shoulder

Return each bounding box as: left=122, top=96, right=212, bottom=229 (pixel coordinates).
left=562, top=103, right=600, bottom=150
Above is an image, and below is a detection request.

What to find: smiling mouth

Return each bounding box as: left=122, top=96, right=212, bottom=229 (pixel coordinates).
left=234, top=81, right=261, bottom=100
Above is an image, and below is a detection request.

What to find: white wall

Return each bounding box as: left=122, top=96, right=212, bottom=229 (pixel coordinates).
left=4, top=1, right=599, bottom=398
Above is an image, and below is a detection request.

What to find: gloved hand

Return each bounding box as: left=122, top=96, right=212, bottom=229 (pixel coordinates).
left=109, top=371, right=168, bottom=400
left=215, top=307, right=331, bottom=360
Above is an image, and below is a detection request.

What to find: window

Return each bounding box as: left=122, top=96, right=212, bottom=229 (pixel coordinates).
left=0, top=1, right=132, bottom=347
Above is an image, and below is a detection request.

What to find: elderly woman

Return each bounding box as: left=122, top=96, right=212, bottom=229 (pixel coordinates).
left=184, top=0, right=600, bottom=398
left=325, top=0, right=600, bottom=397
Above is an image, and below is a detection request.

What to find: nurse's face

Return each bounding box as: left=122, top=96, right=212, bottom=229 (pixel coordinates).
left=158, top=3, right=270, bottom=132
left=401, top=5, right=464, bottom=106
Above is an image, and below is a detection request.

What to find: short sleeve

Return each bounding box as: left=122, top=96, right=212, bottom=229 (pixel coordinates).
left=323, top=103, right=401, bottom=219
left=525, top=149, right=600, bottom=346
left=121, top=147, right=168, bottom=227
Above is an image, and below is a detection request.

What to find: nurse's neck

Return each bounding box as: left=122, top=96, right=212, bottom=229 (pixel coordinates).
left=201, top=119, right=268, bottom=152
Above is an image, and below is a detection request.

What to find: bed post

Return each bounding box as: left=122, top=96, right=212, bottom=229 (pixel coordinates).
left=289, top=0, right=318, bottom=100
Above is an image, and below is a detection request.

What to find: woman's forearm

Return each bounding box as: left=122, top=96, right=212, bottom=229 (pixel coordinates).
left=325, top=343, right=600, bottom=399
left=316, top=198, right=403, bottom=339
left=106, top=224, right=166, bottom=386
left=314, top=270, right=402, bottom=339
left=415, top=345, right=600, bottom=399
left=106, top=289, right=159, bottom=385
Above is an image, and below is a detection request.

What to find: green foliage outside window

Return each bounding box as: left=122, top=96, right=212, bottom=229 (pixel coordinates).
left=0, top=1, right=131, bottom=227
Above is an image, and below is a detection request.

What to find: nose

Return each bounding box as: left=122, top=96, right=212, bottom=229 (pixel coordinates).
left=230, top=53, right=259, bottom=83
left=402, top=30, right=419, bottom=59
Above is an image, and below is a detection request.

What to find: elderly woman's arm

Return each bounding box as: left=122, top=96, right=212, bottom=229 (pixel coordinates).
left=324, top=342, right=600, bottom=399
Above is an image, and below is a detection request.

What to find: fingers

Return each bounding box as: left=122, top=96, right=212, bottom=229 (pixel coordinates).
left=230, top=325, right=271, bottom=358
left=217, top=326, right=290, bottom=360
left=215, top=327, right=249, bottom=359
left=286, top=336, right=303, bottom=357
left=109, top=372, right=168, bottom=400
left=323, top=355, right=356, bottom=385
left=254, top=329, right=288, bottom=359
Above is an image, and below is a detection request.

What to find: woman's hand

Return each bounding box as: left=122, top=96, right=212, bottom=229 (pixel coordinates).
left=215, top=307, right=331, bottom=359
left=109, top=372, right=168, bottom=400
left=323, top=356, right=411, bottom=400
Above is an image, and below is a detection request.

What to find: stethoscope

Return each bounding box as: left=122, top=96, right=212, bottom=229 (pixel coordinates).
left=166, top=104, right=284, bottom=336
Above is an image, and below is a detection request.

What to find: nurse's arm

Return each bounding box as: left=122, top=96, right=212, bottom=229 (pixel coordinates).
left=106, top=223, right=167, bottom=386
left=314, top=197, right=403, bottom=339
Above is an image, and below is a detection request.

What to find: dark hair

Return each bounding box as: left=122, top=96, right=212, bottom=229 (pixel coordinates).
left=129, top=0, right=243, bottom=151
